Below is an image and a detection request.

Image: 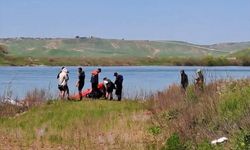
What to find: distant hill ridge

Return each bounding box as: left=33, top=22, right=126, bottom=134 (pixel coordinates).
left=0, top=37, right=250, bottom=58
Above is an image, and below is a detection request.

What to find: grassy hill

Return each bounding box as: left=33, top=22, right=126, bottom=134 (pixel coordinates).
left=229, top=48, right=250, bottom=57
left=2, top=38, right=245, bottom=58
left=208, top=42, right=250, bottom=53
left=1, top=38, right=250, bottom=66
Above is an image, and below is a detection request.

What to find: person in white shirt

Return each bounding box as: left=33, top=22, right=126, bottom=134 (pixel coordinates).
left=103, top=77, right=115, bottom=100
left=58, top=67, right=69, bottom=99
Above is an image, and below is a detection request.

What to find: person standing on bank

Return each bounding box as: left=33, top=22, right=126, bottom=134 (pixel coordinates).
left=90, top=68, right=102, bottom=96
left=76, top=67, right=85, bottom=100
left=180, top=70, right=188, bottom=90
left=58, top=67, right=69, bottom=99
left=195, top=69, right=204, bottom=90
left=114, top=72, right=123, bottom=101
left=57, top=66, right=65, bottom=79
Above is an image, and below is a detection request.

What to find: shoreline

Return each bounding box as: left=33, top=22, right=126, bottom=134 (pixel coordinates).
left=1, top=56, right=250, bottom=66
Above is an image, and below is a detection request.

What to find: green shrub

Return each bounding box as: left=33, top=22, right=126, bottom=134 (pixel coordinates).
left=148, top=126, right=161, bottom=136
left=160, top=109, right=179, bottom=121
left=161, top=133, right=185, bottom=150
left=233, top=131, right=250, bottom=150
left=186, top=86, right=198, bottom=103
left=219, top=86, right=250, bottom=121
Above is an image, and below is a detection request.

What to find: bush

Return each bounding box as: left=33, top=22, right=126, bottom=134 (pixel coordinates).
left=161, top=133, right=185, bottom=150
left=186, top=86, right=198, bottom=103
left=148, top=126, right=161, bottom=136
left=233, top=131, right=250, bottom=150
left=219, top=86, right=250, bottom=121
left=23, top=88, right=52, bottom=107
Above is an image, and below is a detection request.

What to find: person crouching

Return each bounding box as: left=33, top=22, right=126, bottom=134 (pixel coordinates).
left=103, top=77, right=115, bottom=100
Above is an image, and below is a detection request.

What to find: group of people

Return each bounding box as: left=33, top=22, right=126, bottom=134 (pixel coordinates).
left=57, top=67, right=123, bottom=101
left=57, top=67, right=203, bottom=100
left=180, top=69, right=204, bottom=90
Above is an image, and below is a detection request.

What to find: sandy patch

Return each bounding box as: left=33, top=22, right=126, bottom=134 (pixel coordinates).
left=111, top=42, right=120, bottom=49
left=44, top=40, right=62, bottom=49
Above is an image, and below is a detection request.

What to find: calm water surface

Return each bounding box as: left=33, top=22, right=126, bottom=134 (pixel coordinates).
left=1, top=66, right=250, bottom=99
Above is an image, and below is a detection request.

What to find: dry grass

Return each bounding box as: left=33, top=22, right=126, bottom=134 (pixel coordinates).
left=147, top=79, right=250, bottom=149
left=0, top=88, right=53, bottom=117
left=22, top=88, right=52, bottom=108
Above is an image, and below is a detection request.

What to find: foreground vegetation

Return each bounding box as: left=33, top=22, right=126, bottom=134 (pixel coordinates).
left=0, top=100, right=149, bottom=149
left=0, top=79, right=250, bottom=149
left=147, top=79, right=250, bottom=149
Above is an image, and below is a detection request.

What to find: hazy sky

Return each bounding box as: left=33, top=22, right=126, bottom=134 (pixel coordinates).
left=0, top=0, right=250, bottom=44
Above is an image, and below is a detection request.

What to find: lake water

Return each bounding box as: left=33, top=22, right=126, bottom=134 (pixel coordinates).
left=1, top=66, right=250, bottom=99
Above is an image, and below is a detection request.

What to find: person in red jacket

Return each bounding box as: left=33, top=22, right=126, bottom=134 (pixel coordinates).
left=90, top=68, right=101, bottom=98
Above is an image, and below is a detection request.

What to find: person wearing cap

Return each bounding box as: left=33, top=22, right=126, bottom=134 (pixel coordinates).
left=58, top=67, right=70, bottom=99
left=180, top=70, right=188, bottom=90
left=114, top=72, right=123, bottom=101
left=103, top=77, right=115, bottom=100
left=57, top=66, right=65, bottom=79
left=76, top=67, right=85, bottom=100
left=90, top=68, right=101, bottom=98
left=195, top=69, right=204, bottom=90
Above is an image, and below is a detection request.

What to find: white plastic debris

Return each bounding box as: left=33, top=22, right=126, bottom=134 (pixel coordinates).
left=211, top=137, right=228, bottom=145
left=3, top=97, right=22, bottom=106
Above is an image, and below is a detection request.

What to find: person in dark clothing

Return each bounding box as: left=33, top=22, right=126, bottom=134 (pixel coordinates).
left=180, top=70, right=188, bottom=90
left=90, top=68, right=101, bottom=98
left=114, top=72, right=123, bottom=101
left=103, top=77, right=115, bottom=100
left=76, top=67, right=85, bottom=100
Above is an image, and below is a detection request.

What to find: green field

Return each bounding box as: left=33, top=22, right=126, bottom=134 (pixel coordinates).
left=0, top=100, right=149, bottom=149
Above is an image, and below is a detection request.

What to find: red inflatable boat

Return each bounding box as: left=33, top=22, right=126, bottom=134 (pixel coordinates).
left=70, top=82, right=104, bottom=100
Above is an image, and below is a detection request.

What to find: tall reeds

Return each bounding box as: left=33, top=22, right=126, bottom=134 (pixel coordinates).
left=147, top=79, right=250, bottom=149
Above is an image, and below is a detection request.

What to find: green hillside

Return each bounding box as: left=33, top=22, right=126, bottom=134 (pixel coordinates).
left=229, top=48, right=250, bottom=57
left=1, top=38, right=250, bottom=66
left=208, top=42, right=250, bottom=53
left=1, top=38, right=242, bottom=58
